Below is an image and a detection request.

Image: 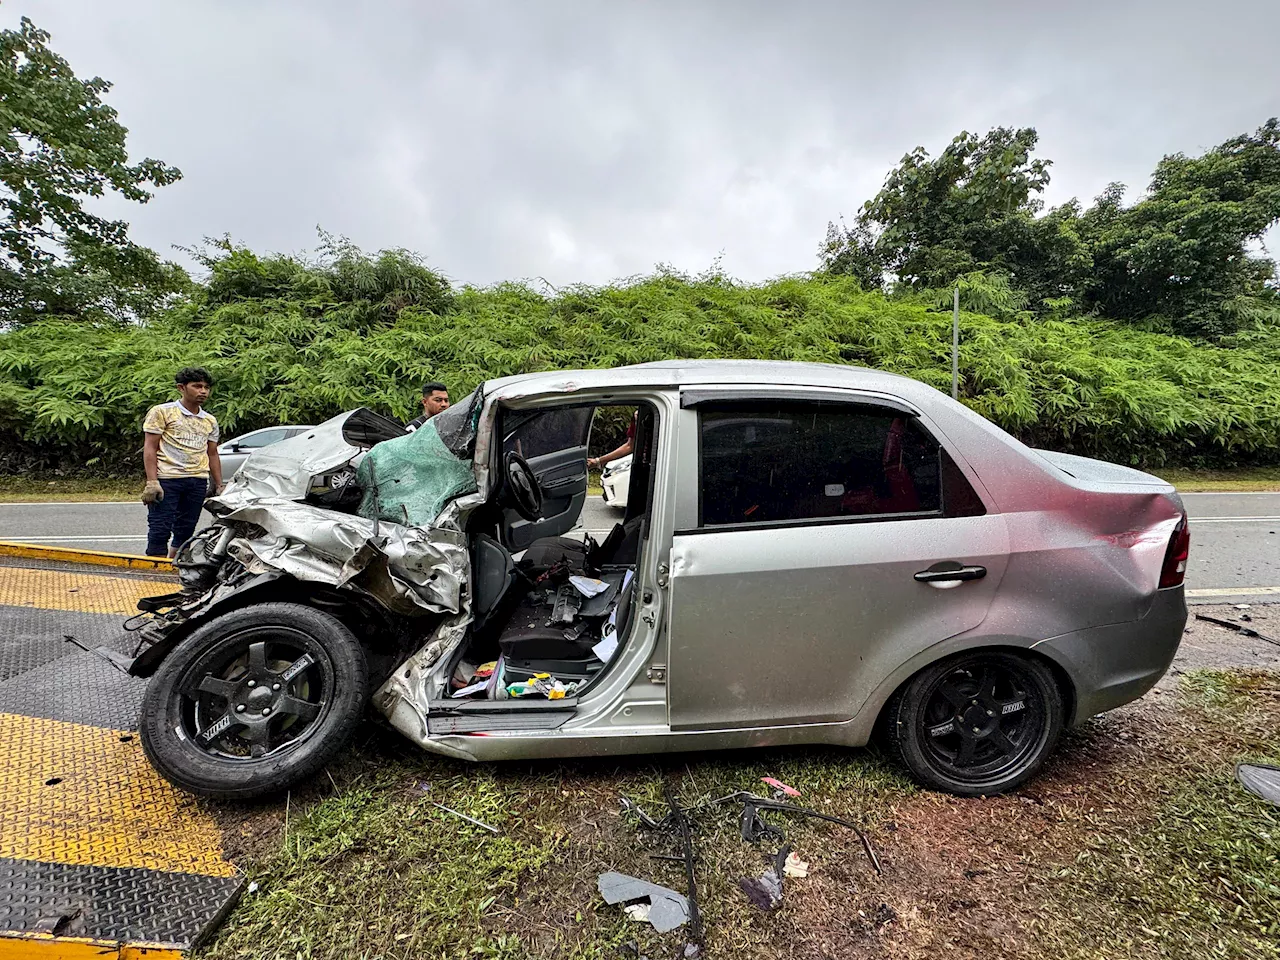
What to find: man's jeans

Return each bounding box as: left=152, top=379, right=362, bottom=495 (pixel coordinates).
left=146, top=477, right=208, bottom=556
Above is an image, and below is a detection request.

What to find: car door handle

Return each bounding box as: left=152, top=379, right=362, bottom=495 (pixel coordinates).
left=914, top=564, right=987, bottom=583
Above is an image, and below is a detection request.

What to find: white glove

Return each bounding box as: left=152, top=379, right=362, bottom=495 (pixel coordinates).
left=142, top=480, right=164, bottom=505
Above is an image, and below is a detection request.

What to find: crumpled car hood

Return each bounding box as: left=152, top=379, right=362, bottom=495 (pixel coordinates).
left=216, top=498, right=467, bottom=616
left=222, top=411, right=365, bottom=502
left=204, top=409, right=471, bottom=617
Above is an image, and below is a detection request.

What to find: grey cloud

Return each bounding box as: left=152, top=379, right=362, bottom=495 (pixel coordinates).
left=14, top=0, right=1280, bottom=284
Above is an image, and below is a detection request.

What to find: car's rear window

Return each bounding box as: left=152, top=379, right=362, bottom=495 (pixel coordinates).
left=697, top=401, right=946, bottom=527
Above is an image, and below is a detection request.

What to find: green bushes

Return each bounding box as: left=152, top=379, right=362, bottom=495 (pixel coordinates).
left=2, top=261, right=1279, bottom=474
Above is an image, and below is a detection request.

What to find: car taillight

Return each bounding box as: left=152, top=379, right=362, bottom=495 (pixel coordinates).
left=1159, top=513, right=1190, bottom=588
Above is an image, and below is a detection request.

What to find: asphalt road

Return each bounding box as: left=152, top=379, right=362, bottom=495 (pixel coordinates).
left=1, top=493, right=1276, bottom=601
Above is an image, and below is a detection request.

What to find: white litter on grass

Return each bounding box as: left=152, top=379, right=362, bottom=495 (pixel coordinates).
left=783, top=853, right=809, bottom=878
left=624, top=903, right=651, bottom=922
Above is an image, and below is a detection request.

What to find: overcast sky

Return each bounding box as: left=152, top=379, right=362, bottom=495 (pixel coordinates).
left=13, top=0, right=1280, bottom=287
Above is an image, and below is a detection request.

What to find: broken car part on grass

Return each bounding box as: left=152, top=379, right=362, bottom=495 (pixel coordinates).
left=1194, top=613, right=1280, bottom=648
left=1236, top=763, right=1280, bottom=806
left=612, top=786, right=880, bottom=938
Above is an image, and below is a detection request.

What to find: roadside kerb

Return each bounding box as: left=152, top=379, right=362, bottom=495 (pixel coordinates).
left=0, top=541, right=173, bottom=573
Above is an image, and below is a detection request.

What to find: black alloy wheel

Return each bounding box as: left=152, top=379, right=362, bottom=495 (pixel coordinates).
left=182, top=627, right=331, bottom=760
left=884, top=651, right=1063, bottom=797
left=140, top=602, right=368, bottom=800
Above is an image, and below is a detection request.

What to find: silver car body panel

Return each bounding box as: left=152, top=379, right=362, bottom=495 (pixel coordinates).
left=189, top=361, right=1187, bottom=763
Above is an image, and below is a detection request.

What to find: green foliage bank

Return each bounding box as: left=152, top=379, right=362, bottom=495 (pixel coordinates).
left=2, top=244, right=1278, bottom=473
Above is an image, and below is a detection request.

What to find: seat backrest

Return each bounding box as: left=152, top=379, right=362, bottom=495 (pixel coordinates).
left=472, top=534, right=517, bottom=622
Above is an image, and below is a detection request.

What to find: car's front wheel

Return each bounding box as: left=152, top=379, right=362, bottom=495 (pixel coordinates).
left=139, top=602, right=368, bottom=801
left=882, top=651, right=1064, bottom=797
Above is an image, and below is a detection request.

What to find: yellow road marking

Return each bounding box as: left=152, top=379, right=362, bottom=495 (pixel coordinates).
left=0, top=568, right=173, bottom=617
left=0, top=932, right=183, bottom=959
left=0, top=542, right=173, bottom=572
left=0, top=713, right=235, bottom=877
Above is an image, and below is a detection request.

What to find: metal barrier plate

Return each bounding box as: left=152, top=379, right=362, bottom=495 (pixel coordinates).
left=0, top=559, right=242, bottom=956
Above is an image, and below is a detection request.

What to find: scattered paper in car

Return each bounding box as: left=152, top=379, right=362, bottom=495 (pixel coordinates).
left=569, top=575, right=611, bottom=597
left=592, top=632, right=619, bottom=662
left=452, top=680, right=488, bottom=698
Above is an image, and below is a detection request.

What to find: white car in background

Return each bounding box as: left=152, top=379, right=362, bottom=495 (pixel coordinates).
left=600, top=454, right=631, bottom=509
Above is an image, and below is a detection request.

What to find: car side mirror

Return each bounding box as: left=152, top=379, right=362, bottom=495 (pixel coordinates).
left=229, top=443, right=242, bottom=453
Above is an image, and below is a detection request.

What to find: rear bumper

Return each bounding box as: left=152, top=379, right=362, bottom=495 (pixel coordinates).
left=1033, top=586, right=1188, bottom=725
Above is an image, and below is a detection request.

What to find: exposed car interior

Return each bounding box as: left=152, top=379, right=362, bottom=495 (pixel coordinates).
left=445, top=402, right=657, bottom=702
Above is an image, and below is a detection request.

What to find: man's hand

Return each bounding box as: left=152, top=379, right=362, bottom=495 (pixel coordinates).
left=588, top=457, right=601, bottom=469
left=142, top=480, right=164, bottom=505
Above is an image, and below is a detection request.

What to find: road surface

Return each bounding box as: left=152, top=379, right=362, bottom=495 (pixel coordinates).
left=1, top=493, right=1277, bottom=601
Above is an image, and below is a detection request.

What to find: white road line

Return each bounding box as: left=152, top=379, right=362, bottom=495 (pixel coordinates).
left=1188, top=517, right=1280, bottom=524
left=0, top=501, right=138, bottom=506
left=1180, top=491, right=1280, bottom=496
left=1187, top=586, right=1280, bottom=597
left=0, top=535, right=146, bottom=543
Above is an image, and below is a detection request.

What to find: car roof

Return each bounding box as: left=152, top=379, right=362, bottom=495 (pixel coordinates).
left=485, top=359, right=931, bottom=400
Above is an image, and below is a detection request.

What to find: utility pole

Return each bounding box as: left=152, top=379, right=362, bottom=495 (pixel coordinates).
left=952, top=285, right=960, bottom=400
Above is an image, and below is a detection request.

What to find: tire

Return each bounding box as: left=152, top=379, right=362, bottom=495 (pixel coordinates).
left=882, top=650, right=1063, bottom=797
left=139, top=602, right=368, bottom=801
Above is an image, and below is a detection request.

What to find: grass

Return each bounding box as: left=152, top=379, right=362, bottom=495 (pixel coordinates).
left=1155, top=466, right=1280, bottom=492
left=197, top=668, right=1280, bottom=960
left=0, top=475, right=139, bottom=502
left=1029, top=671, right=1280, bottom=959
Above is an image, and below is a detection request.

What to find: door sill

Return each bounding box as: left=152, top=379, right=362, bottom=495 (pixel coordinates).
left=427, top=697, right=577, bottom=734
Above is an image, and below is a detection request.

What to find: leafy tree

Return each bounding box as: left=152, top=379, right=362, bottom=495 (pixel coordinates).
left=822, top=127, right=1091, bottom=305
left=1079, top=120, right=1280, bottom=337
left=824, top=121, right=1280, bottom=337
left=0, top=16, right=183, bottom=324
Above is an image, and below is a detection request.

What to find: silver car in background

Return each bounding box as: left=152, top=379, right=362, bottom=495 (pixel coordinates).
left=217, top=425, right=315, bottom=479
left=127, top=361, right=1189, bottom=800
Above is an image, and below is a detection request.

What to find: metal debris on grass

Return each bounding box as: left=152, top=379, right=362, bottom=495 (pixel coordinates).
left=738, top=845, right=790, bottom=911
left=1236, top=763, right=1280, bottom=806
left=429, top=801, right=499, bottom=834
left=1194, top=613, right=1280, bottom=648
left=597, top=872, right=690, bottom=934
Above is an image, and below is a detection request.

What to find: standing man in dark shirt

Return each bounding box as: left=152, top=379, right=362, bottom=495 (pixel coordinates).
left=406, top=381, right=450, bottom=432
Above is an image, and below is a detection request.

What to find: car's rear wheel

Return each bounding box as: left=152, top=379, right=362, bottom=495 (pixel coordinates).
left=140, top=602, right=368, bottom=801
left=883, top=651, right=1063, bottom=796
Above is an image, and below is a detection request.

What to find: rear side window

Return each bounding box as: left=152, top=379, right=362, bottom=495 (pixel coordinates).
left=698, top=402, right=948, bottom=527
left=236, top=428, right=290, bottom=449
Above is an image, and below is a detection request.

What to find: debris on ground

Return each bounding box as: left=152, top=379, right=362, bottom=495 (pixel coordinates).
left=597, top=872, right=690, bottom=933
left=1237, top=763, right=1280, bottom=806
left=723, top=793, right=882, bottom=875
left=739, top=845, right=790, bottom=911
left=663, top=784, right=705, bottom=949
left=1195, top=613, right=1280, bottom=648
left=619, top=796, right=664, bottom=830
left=761, top=776, right=801, bottom=798
left=429, top=801, right=499, bottom=834
left=624, top=903, right=651, bottom=923
left=783, top=852, right=809, bottom=878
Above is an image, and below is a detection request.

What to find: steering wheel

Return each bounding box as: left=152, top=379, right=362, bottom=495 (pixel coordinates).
left=504, top=451, right=543, bottom=521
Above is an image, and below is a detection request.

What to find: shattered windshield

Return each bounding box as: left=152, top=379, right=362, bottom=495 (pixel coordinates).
left=353, top=385, right=486, bottom=528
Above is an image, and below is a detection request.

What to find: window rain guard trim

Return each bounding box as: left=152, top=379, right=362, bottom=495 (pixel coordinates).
left=679, top=387, right=919, bottom=415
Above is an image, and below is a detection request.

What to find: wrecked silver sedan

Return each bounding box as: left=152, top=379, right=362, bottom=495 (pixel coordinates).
left=128, top=360, right=1190, bottom=800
